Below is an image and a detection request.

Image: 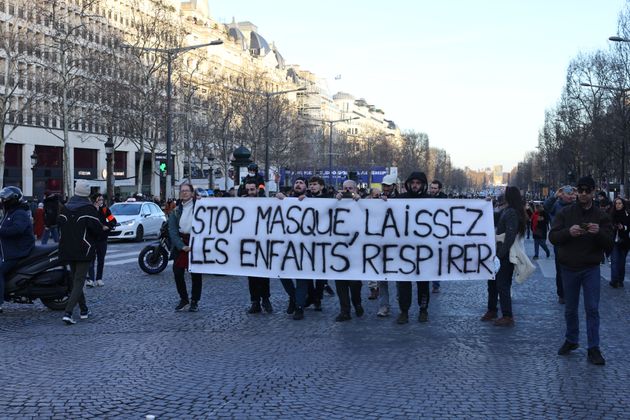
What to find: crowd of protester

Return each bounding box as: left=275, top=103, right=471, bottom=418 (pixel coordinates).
left=0, top=162, right=624, bottom=367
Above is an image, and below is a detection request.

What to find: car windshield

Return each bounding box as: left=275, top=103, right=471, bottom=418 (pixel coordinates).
left=110, top=204, right=141, bottom=216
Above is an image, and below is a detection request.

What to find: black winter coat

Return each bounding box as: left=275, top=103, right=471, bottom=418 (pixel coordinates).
left=549, top=203, right=613, bottom=270
left=58, top=196, right=102, bottom=262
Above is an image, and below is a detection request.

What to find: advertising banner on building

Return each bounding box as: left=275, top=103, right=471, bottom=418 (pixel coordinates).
left=189, top=198, right=496, bottom=282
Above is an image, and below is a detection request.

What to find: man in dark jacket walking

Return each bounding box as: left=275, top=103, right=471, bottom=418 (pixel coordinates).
left=0, top=187, right=35, bottom=313
left=549, top=176, right=613, bottom=365
left=58, top=180, right=102, bottom=324
left=397, top=171, right=431, bottom=324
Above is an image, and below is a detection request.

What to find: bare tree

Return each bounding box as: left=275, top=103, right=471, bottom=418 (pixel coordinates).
left=0, top=1, right=38, bottom=187
left=34, top=0, right=105, bottom=198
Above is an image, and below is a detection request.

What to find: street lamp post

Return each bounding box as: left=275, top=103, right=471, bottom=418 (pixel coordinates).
left=580, top=81, right=628, bottom=197
left=127, top=40, right=223, bottom=200
left=229, top=86, right=307, bottom=186
left=104, top=136, right=114, bottom=205
left=306, top=117, right=359, bottom=188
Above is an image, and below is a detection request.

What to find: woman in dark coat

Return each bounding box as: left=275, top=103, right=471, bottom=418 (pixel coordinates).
left=482, top=186, right=527, bottom=327
left=609, top=197, right=630, bottom=288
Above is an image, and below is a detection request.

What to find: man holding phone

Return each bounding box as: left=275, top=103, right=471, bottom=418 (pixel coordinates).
left=549, top=176, right=613, bottom=365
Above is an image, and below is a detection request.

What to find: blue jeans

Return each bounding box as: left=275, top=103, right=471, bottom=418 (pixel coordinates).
left=560, top=265, right=600, bottom=349
left=610, top=244, right=628, bottom=285
left=0, top=259, right=19, bottom=304
left=280, top=279, right=309, bottom=307
left=41, top=227, right=59, bottom=244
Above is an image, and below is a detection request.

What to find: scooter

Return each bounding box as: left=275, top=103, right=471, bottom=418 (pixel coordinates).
left=137, top=222, right=171, bottom=274
left=4, top=245, right=71, bottom=311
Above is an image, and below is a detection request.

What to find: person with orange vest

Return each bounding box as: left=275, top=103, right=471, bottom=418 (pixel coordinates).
left=86, top=193, right=117, bottom=287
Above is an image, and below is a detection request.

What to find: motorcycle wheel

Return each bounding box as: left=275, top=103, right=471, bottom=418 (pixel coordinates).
left=138, top=245, right=169, bottom=274
left=41, top=296, right=70, bottom=311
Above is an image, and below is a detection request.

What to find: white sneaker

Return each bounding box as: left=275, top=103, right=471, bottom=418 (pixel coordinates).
left=95, top=280, right=104, bottom=287
left=85, top=280, right=95, bottom=288
left=62, top=314, right=76, bottom=325
left=377, top=306, right=390, bottom=317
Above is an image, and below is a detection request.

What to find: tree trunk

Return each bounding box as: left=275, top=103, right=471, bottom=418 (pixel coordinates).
left=0, top=119, right=6, bottom=188
left=136, top=143, right=144, bottom=195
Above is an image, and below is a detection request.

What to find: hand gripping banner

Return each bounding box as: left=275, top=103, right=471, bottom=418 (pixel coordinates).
left=189, top=198, right=496, bottom=281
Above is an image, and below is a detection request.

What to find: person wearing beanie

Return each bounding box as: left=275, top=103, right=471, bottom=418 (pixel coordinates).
left=549, top=175, right=613, bottom=365
left=57, top=180, right=102, bottom=324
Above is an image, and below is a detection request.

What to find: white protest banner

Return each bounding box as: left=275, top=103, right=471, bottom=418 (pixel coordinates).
left=189, top=198, right=496, bottom=281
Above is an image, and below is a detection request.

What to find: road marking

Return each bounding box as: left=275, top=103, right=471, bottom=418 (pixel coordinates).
left=105, top=251, right=141, bottom=259
left=106, top=257, right=172, bottom=268
left=106, top=258, right=140, bottom=266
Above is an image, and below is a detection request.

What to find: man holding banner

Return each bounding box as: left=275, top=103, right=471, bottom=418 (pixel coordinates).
left=334, top=180, right=364, bottom=322
left=275, top=177, right=310, bottom=320
left=243, top=181, right=273, bottom=314
left=396, top=171, right=431, bottom=324
left=304, top=176, right=333, bottom=311
left=188, top=174, right=497, bottom=319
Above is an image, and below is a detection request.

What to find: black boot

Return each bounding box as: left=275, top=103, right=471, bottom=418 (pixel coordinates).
left=293, top=307, right=305, bottom=320
left=261, top=298, right=273, bottom=313
left=286, top=299, right=296, bottom=314
left=248, top=301, right=262, bottom=314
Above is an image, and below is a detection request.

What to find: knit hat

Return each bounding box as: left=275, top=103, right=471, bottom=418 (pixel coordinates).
left=576, top=176, right=595, bottom=189
left=74, top=179, right=91, bottom=197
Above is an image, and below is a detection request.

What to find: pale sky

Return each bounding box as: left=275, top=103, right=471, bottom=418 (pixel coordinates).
left=210, top=0, right=626, bottom=171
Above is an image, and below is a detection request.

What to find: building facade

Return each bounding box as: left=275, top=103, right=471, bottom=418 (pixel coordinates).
left=1, top=0, right=401, bottom=199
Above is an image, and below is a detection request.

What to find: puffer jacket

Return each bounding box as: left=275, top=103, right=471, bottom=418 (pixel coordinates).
left=0, top=202, right=35, bottom=260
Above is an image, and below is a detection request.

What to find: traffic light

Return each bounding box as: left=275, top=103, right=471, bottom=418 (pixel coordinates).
left=159, top=162, right=167, bottom=175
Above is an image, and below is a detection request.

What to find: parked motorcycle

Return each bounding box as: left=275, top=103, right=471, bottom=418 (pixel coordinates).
left=4, top=245, right=71, bottom=311
left=138, top=222, right=171, bottom=274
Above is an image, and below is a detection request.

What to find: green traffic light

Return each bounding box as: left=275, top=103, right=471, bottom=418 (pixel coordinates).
left=159, top=162, right=167, bottom=172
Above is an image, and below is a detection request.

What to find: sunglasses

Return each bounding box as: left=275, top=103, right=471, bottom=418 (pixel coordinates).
left=577, top=187, right=592, bottom=194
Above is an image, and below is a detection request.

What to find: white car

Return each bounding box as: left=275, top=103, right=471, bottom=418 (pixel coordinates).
left=108, top=201, right=166, bottom=241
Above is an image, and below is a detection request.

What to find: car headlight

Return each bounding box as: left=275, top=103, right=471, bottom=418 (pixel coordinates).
left=119, top=220, right=135, bottom=226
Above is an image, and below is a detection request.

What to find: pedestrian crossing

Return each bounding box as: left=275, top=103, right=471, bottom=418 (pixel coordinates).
left=104, top=242, right=171, bottom=269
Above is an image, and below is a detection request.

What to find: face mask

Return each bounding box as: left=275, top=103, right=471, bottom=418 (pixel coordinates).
left=248, top=171, right=255, bottom=176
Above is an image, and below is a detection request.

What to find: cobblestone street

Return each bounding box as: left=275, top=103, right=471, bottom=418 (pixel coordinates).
left=1, top=240, right=629, bottom=419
